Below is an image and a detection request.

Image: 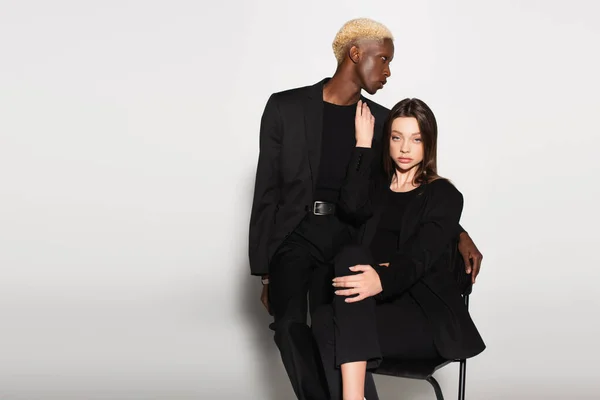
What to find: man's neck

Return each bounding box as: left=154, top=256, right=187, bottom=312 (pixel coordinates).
left=323, top=69, right=362, bottom=106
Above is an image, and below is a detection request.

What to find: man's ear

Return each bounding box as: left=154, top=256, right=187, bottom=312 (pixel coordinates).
left=348, top=44, right=360, bottom=64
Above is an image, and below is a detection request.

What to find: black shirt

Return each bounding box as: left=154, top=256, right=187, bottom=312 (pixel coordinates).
left=369, top=188, right=420, bottom=264
left=314, top=101, right=357, bottom=203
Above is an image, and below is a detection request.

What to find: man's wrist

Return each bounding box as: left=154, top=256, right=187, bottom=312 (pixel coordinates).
left=356, top=141, right=372, bottom=148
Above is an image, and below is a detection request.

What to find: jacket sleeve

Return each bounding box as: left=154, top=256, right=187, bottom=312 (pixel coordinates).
left=338, top=147, right=375, bottom=225
left=248, top=94, right=282, bottom=276
left=374, top=180, right=464, bottom=300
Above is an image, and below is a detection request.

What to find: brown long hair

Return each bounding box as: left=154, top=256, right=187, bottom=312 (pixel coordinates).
left=382, top=98, right=441, bottom=185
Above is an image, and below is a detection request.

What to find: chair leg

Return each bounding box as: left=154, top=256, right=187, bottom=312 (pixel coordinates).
left=426, top=376, right=444, bottom=400
left=457, top=359, right=467, bottom=400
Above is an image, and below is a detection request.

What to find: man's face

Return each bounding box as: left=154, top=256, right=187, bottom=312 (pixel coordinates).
left=355, top=38, right=394, bottom=95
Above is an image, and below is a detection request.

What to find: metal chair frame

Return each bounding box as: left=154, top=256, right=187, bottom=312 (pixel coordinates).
left=374, top=294, right=470, bottom=400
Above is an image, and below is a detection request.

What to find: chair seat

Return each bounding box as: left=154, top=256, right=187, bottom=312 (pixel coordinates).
left=373, top=357, right=452, bottom=380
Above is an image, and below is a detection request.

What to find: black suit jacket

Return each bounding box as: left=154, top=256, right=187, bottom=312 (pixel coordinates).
left=341, top=164, right=486, bottom=360
left=248, top=78, right=390, bottom=276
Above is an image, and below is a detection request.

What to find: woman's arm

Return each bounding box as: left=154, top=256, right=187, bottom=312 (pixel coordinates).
left=337, top=147, right=375, bottom=223
left=375, top=179, right=464, bottom=300
left=338, top=101, right=377, bottom=224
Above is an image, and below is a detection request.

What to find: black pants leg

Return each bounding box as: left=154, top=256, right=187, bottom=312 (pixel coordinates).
left=312, top=245, right=439, bottom=400
left=268, top=215, right=378, bottom=400
left=269, top=236, right=330, bottom=400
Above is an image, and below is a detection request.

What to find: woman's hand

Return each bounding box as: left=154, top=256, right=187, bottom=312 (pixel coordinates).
left=355, top=100, right=375, bottom=148
left=332, top=264, right=383, bottom=303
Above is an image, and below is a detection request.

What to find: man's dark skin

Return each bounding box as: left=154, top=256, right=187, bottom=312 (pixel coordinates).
left=261, top=38, right=483, bottom=313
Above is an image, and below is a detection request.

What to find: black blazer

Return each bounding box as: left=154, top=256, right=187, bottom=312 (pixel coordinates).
left=341, top=165, right=486, bottom=360
left=248, top=78, right=390, bottom=276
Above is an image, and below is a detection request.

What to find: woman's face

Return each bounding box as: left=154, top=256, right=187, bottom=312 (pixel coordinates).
left=389, top=117, right=424, bottom=172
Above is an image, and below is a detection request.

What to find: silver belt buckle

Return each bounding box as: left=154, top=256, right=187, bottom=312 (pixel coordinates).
left=313, top=201, right=329, bottom=216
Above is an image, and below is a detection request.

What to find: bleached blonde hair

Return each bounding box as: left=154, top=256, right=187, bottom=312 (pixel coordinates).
left=332, top=18, right=394, bottom=65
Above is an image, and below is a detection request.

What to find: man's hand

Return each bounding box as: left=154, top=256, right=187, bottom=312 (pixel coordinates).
left=355, top=100, right=375, bottom=148
left=260, top=284, right=271, bottom=314
left=458, top=232, right=483, bottom=283
left=332, top=264, right=382, bottom=303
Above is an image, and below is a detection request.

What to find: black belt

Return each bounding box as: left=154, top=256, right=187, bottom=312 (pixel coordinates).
left=308, top=201, right=336, bottom=216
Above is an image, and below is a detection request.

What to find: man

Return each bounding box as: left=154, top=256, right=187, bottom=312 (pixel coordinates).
left=249, top=18, right=482, bottom=400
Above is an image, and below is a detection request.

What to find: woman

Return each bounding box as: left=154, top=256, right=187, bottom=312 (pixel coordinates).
left=312, top=99, right=485, bottom=400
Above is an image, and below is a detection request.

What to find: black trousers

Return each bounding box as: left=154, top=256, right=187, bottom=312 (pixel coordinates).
left=311, top=246, right=440, bottom=400
left=269, top=214, right=379, bottom=400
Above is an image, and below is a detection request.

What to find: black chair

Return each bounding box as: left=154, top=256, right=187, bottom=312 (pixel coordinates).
left=372, top=294, right=471, bottom=400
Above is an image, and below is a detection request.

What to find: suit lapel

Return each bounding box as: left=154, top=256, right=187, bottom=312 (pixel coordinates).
left=363, top=181, right=428, bottom=246
left=398, top=184, right=428, bottom=246
left=304, top=80, right=327, bottom=189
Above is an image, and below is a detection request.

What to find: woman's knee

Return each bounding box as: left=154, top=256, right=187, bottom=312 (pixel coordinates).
left=334, top=245, right=372, bottom=276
